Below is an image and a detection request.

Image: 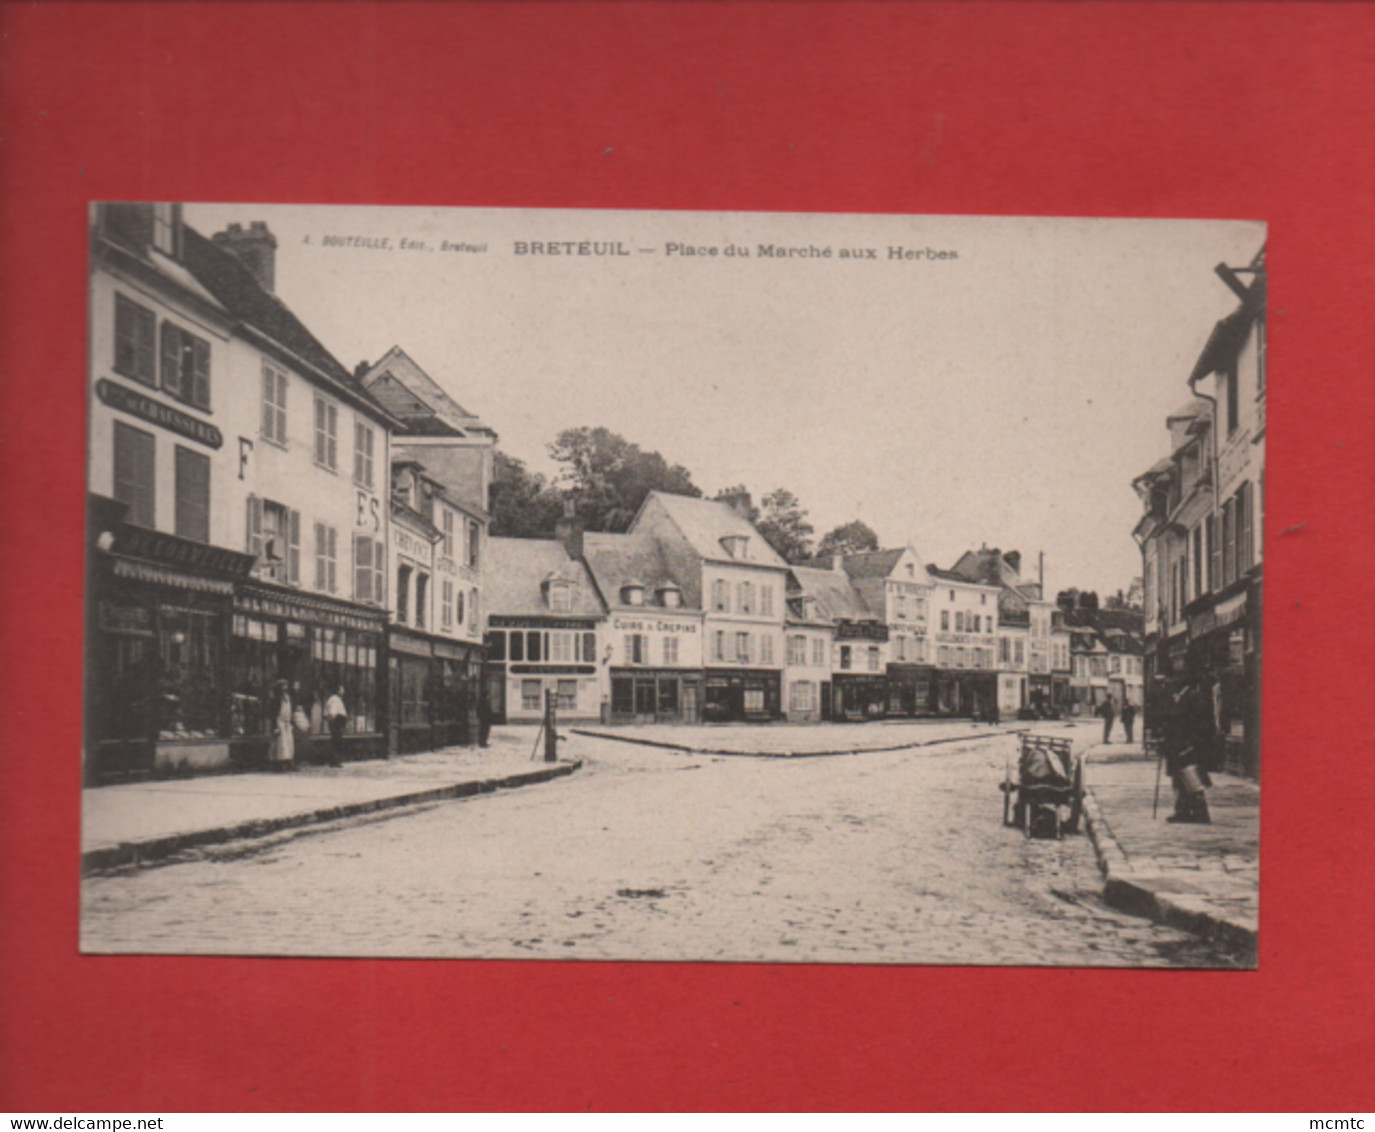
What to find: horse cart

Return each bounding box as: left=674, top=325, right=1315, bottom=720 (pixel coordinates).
left=1002, top=733, right=1084, bottom=839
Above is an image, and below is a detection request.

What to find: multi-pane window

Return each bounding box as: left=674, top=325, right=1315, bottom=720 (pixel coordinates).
left=114, top=294, right=157, bottom=386
left=788, top=635, right=806, bottom=666
left=441, top=580, right=454, bottom=628
left=938, top=646, right=949, bottom=667
left=955, top=611, right=965, bottom=632
left=738, top=581, right=754, bottom=614
left=396, top=565, right=412, bottom=624
left=941, top=610, right=950, bottom=631
left=521, top=680, right=542, bottom=711
left=840, top=645, right=852, bottom=670
left=441, top=510, right=455, bottom=558
left=625, top=633, right=648, bottom=665
left=314, top=396, right=339, bottom=470
left=548, top=632, right=574, bottom=663
left=151, top=204, right=179, bottom=255
left=557, top=680, right=578, bottom=711
left=113, top=421, right=156, bottom=528
left=813, top=638, right=827, bottom=666
left=736, top=632, right=751, bottom=663
left=868, top=646, right=880, bottom=672
left=712, top=579, right=729, bottom=612
left=353, top=534, right=385, bottom=605
left=712, top=630, right=725, bottom=662
left=354, top=421, right=375, bottom=489
left=174, top=445, right=210, bottom=543
left=160, top=322, right=211, bottom=409
left=760, top=635, right=774, bottom=665
left=467, top=520, right=481, bottom=569
left=760, top=585, right=773, bottom=617
left=261, top=363, right=288, bottom=444
left=791, top=682, right=815, bottom=712
left=662, top=637, right=680, bottom=666
left=313, top=522, right=338, bottom=593
left=549, top=584, right=572, bottom=613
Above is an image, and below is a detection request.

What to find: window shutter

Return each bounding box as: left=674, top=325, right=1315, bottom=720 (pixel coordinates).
left=1240, top=483, right=1254, bottom=572
left=374, top=542, right=387, bottom=608
left=353, top=534, right=369, bottom=602
left=191, top=337, right=210, bottom=409
left=328, top=527, right=337, bottom=593
left=160, top=323, right=180, bottom=397
left=287, top=509, right=301, bottom=584
left=246, top=494, right=263, bottom=560
left=315, top=522, right=327, bottom=590
left=262, top=369, right=276, bottom=438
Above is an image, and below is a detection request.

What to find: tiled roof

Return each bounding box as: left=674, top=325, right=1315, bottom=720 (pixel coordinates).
left=645, top=492, right=789, bottom=569
left=180, top=226, right=394, bottom=422
left=927, top=564, right=997, bottom=586
left=485, top=538, right=605, bottom=619
left=787, top=566, right=876, bottom=623
left=583, top=532, right=695, bottom=611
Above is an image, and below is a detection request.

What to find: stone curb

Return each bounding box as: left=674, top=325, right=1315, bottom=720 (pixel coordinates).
left=570, top=726, right=1033, bottom=760
left=82, top=760, right=582, bottom=875
left=1082, top=785, right=1258, bottom=962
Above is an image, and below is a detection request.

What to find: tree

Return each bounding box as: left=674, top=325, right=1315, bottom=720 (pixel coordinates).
left=753, top=488, right=815, bottom=564
left=488, top=450, right=565, bottom=538
left=816, top=520, right=880, bottom=560
left=548, top=426, right=701, bottom=532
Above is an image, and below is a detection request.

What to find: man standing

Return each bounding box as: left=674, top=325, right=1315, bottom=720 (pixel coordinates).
left=1100, top=694, right=1117, bottom=744
left=1121, top=699, right=1137, bottom=743
left=323, top=686, right=348, bottom=768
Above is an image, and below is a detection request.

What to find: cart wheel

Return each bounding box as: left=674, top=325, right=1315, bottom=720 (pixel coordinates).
left=1003, top=761, right=1013, bottom=826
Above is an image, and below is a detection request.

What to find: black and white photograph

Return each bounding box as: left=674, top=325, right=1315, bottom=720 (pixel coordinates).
left=81, top=203, right=1265, bottom=967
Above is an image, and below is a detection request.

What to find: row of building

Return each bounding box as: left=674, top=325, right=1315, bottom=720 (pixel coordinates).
left=1132, top=246, right=1266, bottom=779
left=485, top=512, right=1145, bottom=728
left=84, top=202, right=1145, bottom=784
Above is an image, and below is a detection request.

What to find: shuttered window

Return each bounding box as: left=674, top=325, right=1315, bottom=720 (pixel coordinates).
left=160, top=321, right=211, bottom=409
left=353, top=534, right=385, bottom=605
left=113, top=421, right=156, bottom=527
left=114, top=294, right=157, bottom=386
left=314, top=522, right=338, bottom=594
left=174, top=445, right=210, bottom=543
left=261, top=363, right=288, bottom=444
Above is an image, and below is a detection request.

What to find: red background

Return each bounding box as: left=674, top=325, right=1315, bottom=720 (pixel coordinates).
left=1, top=1, right=1372, bottom=1112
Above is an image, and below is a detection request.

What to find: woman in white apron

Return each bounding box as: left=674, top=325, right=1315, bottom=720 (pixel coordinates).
left=270, top=679, right=294, bottom=770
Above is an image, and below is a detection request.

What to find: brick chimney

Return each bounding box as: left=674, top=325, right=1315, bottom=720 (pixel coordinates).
left=1003, top=549, right=1021, bottom=576
left=212, top=221, right=278, bottom=293
left=555, top=501, right=584, bottom=561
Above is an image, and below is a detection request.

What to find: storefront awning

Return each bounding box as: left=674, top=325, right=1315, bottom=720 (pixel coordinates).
left=111, top=556, right=235, bottom=595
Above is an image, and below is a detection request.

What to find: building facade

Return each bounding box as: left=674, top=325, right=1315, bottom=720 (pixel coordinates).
left=86, top=205, right=398, bottom=781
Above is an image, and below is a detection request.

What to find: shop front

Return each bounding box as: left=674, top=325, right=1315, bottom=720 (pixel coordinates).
left=85, top=498, right=256, bottom=783
left=232, top=581, right=388, bottom=765
left=934, top=669, right=998, bottom=719
left=609, top=669, right=702, bottom=723
left=833, top=672, right=888, bottom=720
left=385, top=627, right=484, bottom=753
left=1050, top=674, right=1072, bottom=715
left=1186, top=581, right=1260, bottom=778
left=885, top=664, right=935, bottom=717
left=485, top=618, right=603, bottom=724
left=703, top=669, right=782, bottom=722
left=1028, top=673, right=1054, bottom=716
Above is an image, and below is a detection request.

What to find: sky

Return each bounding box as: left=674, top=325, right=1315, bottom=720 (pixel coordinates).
left=184, top=203, right=1264, bottom=599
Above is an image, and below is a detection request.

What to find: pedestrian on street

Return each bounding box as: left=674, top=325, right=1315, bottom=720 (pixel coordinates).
left=270, top=679, right=294, bottom=771
left=323, top=686, right=347, bottom=767
left=1121, top=700, right=1137, bottom=744
left=291, top=682, right=313, bottom=766
left=1100, top=695, right=1117, bottom=744
left=1164, top=681, right=1211, bottom=824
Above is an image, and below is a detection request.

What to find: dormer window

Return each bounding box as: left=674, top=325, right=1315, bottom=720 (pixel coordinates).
left=622, top=583, right=646, bottom=607
left=152, top=203, right=180, bottom=257
left=549, top=582, right=573, bottom=613
left=720, top=535, right=749, bottom=559
left=657, top=583, right=682, bottom=609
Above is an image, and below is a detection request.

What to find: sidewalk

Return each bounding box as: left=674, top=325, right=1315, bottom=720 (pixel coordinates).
left=82, top=732, right=581, bottom=874
left=1081, top=738, right=1258, bottom=961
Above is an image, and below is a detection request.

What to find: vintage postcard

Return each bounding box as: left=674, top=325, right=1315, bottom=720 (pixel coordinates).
left=81, top=205, right=1264, bottom=966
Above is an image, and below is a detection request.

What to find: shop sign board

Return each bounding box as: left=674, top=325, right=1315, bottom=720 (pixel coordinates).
left=97, top=379, right=223, bottom=449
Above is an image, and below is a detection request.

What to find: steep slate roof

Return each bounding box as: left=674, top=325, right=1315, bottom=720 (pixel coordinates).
left=788, top=566, right=876, bottom=623
left=583, top=532, right=694, bottom=611
left=927, top=564, right=998, bottom=587
left=180, top=225, right=395, bottom=423
left=485, top=538, right=605, bottom=619
left=360, top=346, right=496, bottom=438
left=643, top=492, right=789, bottom=569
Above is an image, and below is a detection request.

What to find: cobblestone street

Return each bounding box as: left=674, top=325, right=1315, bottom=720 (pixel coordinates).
left=82, top=722, right=1237, bottom=966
